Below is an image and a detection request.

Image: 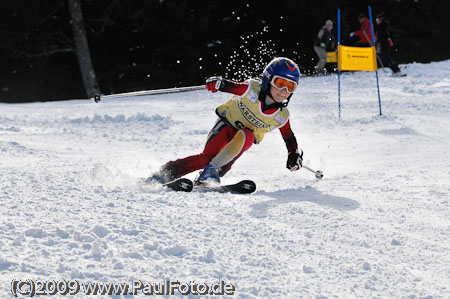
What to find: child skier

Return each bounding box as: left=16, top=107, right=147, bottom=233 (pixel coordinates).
left=146, top=57, right=303, bottom=186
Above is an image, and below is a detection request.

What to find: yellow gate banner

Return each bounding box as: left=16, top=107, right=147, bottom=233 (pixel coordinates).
left=326, top=51, right=337, bottom=63
left=337, top=45, right=377, bottom=72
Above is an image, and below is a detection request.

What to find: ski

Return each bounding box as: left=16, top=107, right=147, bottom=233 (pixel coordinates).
left=164, top=178, right=193, bottom=192
left=141, top=177, right=193, bottom=192
left=195, top=180, right=256, bottom=194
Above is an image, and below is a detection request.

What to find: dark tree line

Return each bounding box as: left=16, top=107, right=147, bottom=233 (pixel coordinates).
left=0, top=0, right=449, bottom=102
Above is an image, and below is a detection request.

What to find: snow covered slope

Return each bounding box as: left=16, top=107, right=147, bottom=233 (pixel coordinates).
left=1, top=61, right=450, bottom=298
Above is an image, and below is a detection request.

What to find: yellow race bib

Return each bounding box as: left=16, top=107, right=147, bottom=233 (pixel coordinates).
left=216, top=79, right=290, bottom=143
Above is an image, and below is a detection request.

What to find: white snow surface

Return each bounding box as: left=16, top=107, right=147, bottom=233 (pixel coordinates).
left=1, top=61, right=450, bottom=298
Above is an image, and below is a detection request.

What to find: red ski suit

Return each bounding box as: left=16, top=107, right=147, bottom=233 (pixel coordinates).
left=160, top=80, right=299, bottom=179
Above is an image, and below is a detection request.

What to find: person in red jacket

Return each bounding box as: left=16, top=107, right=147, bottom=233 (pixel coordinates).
left=350, top=14, right=373, bottom=47
left=146, top=57, right=303, bottom=186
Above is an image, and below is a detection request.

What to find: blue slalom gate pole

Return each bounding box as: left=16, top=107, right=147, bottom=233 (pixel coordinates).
left=368, top=6, right=382, bottom=115
left=337, top=9, right=341, bottom=119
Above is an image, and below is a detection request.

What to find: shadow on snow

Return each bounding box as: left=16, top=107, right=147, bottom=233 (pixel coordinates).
left=250, top=186, right=359, bottom=218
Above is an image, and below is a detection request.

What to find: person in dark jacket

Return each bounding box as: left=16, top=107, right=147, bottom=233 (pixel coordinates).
left=376, top=12, right=402, bottom=76
left=313, top=19, right=336, bottom=74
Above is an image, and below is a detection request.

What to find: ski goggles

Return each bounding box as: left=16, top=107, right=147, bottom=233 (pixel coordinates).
left=270, top=76, right=298, bottom=93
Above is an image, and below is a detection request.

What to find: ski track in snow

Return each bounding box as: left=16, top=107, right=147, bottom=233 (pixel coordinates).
left=1, top=61, right=450, bottom=298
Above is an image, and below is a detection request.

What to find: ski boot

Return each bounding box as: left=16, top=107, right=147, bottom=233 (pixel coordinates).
left=194, top=164, right=220, bottom=186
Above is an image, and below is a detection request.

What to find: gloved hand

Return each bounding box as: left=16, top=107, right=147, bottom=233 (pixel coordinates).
left=349, top=32, right=355, bottom=38
left=388, top=38, right=394, bottom=47
left=286, top=149, right=303, bottom=172
left=320, top=42, right=326, bottom=48
left=206, top=76, right=224, bottom=93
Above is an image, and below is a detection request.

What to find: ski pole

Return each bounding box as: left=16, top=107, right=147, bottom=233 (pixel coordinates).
left=303, top=165, right=324, bottom=179
left=92, top=85, right=206, bottom=103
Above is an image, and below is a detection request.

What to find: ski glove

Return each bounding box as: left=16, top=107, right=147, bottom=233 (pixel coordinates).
left=287, top=149, right=303, bottom=172
left=206, top=76, right=224, bottom=93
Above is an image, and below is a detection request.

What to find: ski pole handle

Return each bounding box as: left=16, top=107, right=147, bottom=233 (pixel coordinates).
left=303, top=165, right=324, bottom=179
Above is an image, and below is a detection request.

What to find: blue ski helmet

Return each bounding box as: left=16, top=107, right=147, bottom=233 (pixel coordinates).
left=261, top=57, right=300, bottom=92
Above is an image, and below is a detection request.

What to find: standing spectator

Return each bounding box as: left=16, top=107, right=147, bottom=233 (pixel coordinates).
left=350, top=14, right=373, bottom=47
left=313, top=19, right=336, bottom=75
left=375, top=12, right=403, bottom=76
